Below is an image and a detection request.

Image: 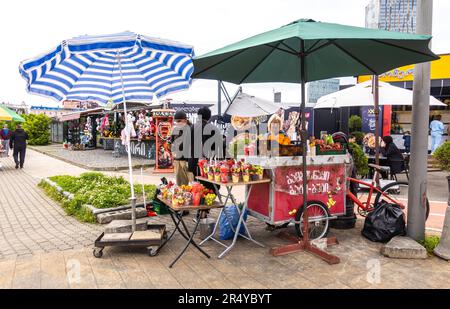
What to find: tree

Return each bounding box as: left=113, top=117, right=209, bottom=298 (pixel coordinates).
left=22, top=114, right=52, bottom=145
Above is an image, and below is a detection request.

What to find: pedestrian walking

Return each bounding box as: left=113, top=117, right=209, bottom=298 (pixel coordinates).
left=430, top=114, right=445, bottom=153
left=0, top=124, right=12, bottom=157
left=9, top=124, right=28, bottom=169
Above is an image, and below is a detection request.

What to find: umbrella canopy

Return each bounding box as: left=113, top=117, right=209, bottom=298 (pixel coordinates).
left=20, top=31, right=194, bottom=104
left=314, top=80, right=446, bottom=109
left=193, top=18, right=438, bottom=83
left=225, top=92, right=281, bottom=117
left=0, top=105, right=25, bottom=122
left=20, top=32, right=194, bottom=233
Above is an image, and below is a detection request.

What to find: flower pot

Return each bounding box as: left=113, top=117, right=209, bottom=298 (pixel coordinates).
left=232, top=175, right=240, bottom=183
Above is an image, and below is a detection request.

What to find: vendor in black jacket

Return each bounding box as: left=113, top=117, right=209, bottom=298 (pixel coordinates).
left=9, top=124, right=29, bottom=169
left=188, top=107, right=224, bottom=190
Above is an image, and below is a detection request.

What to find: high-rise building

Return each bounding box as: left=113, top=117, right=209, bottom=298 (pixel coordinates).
left=307, top=79, right=340, bottom=103
left=365, top=0, right=417, bottom=33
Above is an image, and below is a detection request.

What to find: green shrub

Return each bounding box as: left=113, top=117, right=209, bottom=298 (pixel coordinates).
left=348, top=115, right=362, bottom=132
left=349, top=142, right=369, bottom=177
left=22, top=114, right=52, bottom=145
left=433, top=141, right=450, bottom=171
left=0, top=120, right=19, bottom=132
left=350, top=131, right=365, bottom=145
left=418, top=235, right=440, bottom=254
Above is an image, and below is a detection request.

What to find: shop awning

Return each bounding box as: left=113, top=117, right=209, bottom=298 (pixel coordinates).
left=59, top=113, right=80, bottom=122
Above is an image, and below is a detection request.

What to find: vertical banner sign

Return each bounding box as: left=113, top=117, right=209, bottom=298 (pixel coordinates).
left=361, top=106, right=383, bottom=135
left=153, top=109, right=175, bottom=173
left=382, top=105, right=392, bottom=137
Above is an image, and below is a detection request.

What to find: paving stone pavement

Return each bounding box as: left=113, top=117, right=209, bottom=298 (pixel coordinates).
left=29, top=144, right=154, bottom=171
left=0, top=158, right=102, bottom=260
left=1, top=149, right=450, bottom=289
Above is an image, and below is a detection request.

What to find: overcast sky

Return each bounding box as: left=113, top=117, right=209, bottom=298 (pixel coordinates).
left=1, top=0, right=449, bottom=106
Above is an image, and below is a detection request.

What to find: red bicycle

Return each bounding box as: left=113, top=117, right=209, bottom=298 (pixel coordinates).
left=347, top=164, right=430, bottom=219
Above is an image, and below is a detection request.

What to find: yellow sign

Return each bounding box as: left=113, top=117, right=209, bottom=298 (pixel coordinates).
left=358, top=53, right=450, bottom=83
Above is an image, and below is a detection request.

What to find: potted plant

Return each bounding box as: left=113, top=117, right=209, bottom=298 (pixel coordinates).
left=348, top=115, right=362, bottom=132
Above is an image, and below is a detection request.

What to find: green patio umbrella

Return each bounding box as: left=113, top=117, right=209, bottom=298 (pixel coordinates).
left=192, top=18, right=438, bottom=263
left=0, top=105, right=25, bottom=122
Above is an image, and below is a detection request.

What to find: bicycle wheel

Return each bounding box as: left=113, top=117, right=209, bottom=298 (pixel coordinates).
left=374, top=181, right=430, bottom=220
left=295, top=201, right=330, bottom=240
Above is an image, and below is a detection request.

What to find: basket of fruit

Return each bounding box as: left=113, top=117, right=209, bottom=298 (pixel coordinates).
left=316, top=140, right=346, bottom=155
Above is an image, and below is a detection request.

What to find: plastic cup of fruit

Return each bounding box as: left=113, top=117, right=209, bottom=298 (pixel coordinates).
left=242, top=171, right=250, bottom=182
left=193, top=193, right=201, bottom=206
left=214, top=172, right=221, bottom=182
left=220, top=172, right=229, bottom=183
left=232, top=174, right=240, bottom=183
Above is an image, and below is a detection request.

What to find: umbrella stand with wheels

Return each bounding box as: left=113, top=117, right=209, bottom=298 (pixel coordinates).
left=193, top=18, right=438, bottom=265
left=268, top=42, right=340, bottom=264
left=20, top=32, right=195, bottom=258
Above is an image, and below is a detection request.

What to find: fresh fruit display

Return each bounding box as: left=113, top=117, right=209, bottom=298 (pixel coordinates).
left=220, top=164, right=230, bottom=183
left=159, top=181, right=217, bottom=207
left=242, top=163, right=251, bottom=182
left=213, top=163, right=221, bottom=182
left=252, top=165, right=264, bottom=180
left=197, top=160, right=265, bottom=183
left=315, top=134, right=346, bottom=155
left=231, top=164, right=241, bottom=183
left=198, top=159, right=208, bottom=177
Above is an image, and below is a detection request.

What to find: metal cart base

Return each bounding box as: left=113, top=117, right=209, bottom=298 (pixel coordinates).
left=93, top=224, right=166, bottom=258
left=199, top=181, right=266, bottom=259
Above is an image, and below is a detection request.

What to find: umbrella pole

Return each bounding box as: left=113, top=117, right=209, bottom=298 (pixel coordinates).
left=118, top=53, right=137, bottom=232
left=373, top=76, right=381, bottom=185
left=271, top=42, right=340, bottom=264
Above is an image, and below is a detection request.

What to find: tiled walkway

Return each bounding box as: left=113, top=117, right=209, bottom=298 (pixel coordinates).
left=0, top=149, right=449, bottom=289
left=0, top=158, right=102, bottom=260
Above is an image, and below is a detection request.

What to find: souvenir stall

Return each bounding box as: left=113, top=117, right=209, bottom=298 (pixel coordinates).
left=60, top=108, right=104, bottom=150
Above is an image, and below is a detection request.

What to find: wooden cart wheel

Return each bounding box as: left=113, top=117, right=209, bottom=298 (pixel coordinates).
left=294, top=201, right=330, bottom=240
left=93, top=248, right=103, bottom=258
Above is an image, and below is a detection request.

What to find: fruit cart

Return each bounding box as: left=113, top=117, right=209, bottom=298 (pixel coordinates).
left=245, top=154, right=350, bottom=240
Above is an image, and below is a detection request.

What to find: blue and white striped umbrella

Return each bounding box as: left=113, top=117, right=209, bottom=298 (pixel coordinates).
left=19, top=31, right=195, bottom=104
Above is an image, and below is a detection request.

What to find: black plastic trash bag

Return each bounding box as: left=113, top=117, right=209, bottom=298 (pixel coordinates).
left=362, top=202, right=406, bottom=243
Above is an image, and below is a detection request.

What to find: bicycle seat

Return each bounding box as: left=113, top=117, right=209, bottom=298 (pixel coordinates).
left=368, top=163, right=391, bottom=172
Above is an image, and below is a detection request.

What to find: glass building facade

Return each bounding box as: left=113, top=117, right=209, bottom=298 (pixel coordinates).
left=365, top=0, right=417, bottom=33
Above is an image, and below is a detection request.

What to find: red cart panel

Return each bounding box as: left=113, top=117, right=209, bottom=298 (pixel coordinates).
left=248, top=163, right=346, bottom=224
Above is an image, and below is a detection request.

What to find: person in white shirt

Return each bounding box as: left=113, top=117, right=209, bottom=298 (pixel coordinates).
left=430, top=115, right=445, bottom=153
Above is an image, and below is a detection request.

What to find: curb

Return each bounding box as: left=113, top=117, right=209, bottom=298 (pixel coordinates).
left=41, top=178, right=146, bottom=223
left=29, top=146, right=155, bottom=171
